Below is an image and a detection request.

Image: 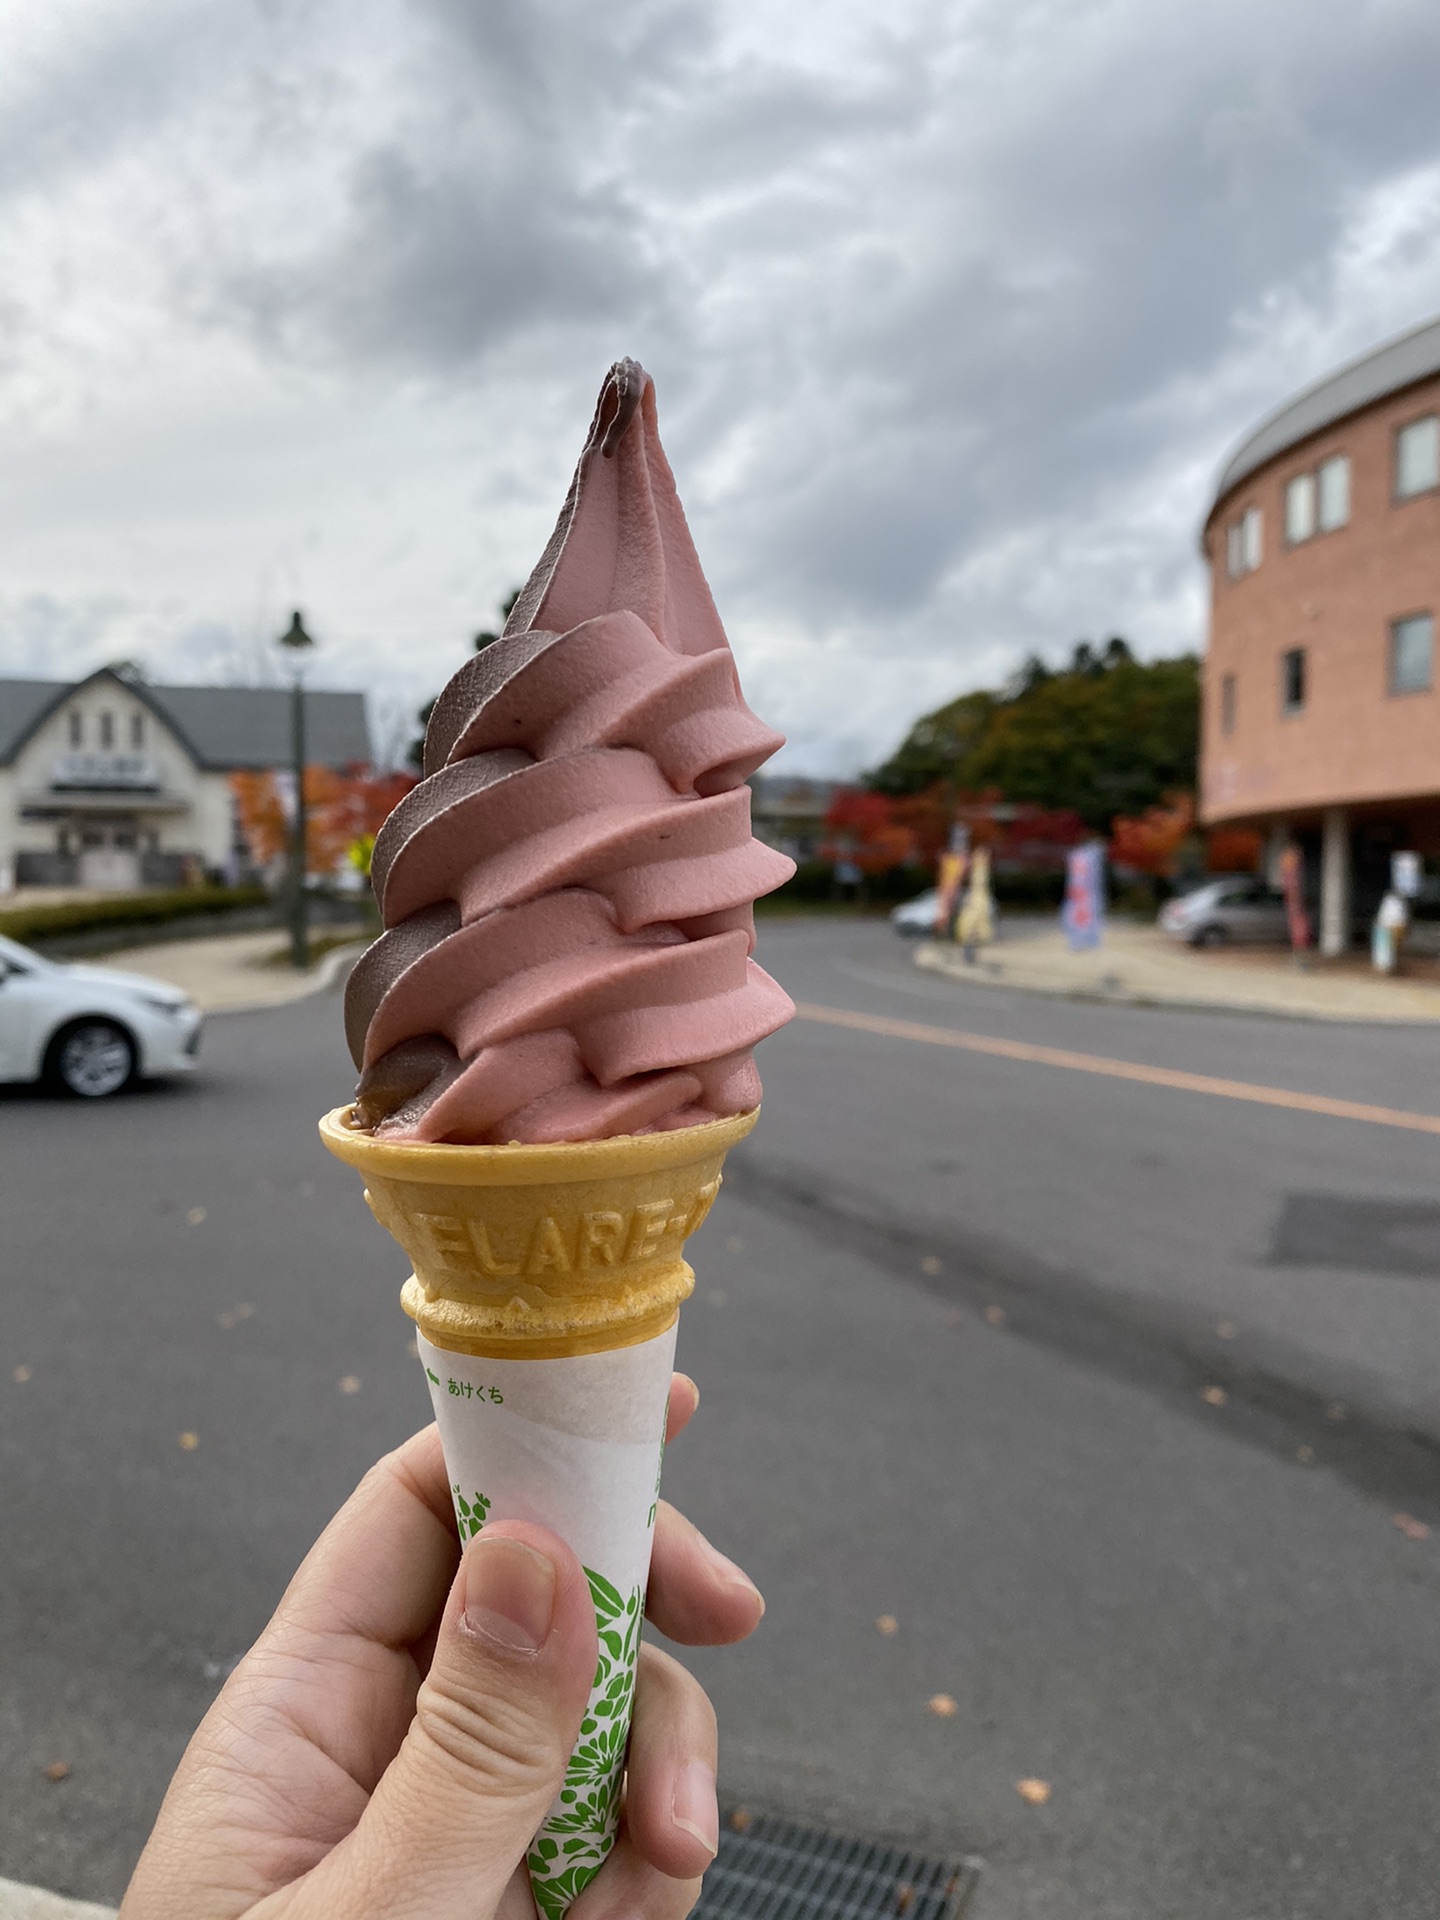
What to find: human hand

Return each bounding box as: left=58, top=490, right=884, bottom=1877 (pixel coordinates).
left=121, top=1374, right=761, bottom=1920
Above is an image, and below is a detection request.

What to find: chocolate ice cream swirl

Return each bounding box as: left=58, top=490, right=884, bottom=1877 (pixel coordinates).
left=345, top=361, right=796, bottom=1144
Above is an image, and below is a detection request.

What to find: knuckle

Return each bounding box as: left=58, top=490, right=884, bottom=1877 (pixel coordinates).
left=412, top=1670, right=560, bottom=1792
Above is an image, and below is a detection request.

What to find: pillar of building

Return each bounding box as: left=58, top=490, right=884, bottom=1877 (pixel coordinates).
left=1320, top=806, right=1351, bottom=957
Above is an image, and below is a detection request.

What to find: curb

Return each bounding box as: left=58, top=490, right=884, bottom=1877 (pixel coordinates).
left=914, top=939, right=1440, bottom=1026
left=0, top=1879, right=116, bottom=1920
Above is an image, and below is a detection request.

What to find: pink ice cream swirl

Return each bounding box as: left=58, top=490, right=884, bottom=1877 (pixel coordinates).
left=345, top=360, right=796, bottom=1144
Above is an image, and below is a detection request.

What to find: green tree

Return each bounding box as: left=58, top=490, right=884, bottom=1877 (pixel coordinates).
left=867, top=640, right=1198, bottom=832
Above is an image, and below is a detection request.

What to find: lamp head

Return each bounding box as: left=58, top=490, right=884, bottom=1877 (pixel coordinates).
left=278, top=610, right=315, bottom=653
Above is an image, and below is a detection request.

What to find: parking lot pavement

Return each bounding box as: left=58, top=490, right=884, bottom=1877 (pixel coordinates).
left=5, top=930, right=1440, bottom=1916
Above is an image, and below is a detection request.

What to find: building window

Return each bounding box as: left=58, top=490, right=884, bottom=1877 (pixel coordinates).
left=1285, top=473, right=1316, bottom=544
left=1317, top=453, right=1349, bottom=529
left=1390, top=613, right=1434, bottom=694
left=1396, top=416, right=1439, bottom=498
left=1282, top=647, right=1306, bottom=713
left=99, top=711, right=114, bottom=748
left=68, top=710, right=82, bottom=746
left=1220, top=672, right=1237, bottom=736
left=1226, top=505, right=1262, bottom=577
left=130, top=711, right=144, bottom=748
left=1285, top=455, right=1350, bottom=543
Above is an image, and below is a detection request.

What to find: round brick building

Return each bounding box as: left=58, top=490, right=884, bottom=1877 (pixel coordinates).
left=1201, top=315, right=1440, bottom=952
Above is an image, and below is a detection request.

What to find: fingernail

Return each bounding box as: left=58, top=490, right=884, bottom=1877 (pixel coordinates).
left=671, top=1759, right=719, bottom=1857
left=464, top=1536, right=557, bottom=1652
left=703, top=1537, right=765, bottom=1615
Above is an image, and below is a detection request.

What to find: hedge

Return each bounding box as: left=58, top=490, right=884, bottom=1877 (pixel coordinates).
left=0, top=884, right=270, bottom=946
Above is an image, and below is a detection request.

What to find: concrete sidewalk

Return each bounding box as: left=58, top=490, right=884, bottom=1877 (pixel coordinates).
left=0, top=1880, right=113, bottom=1920
left=77, top=929, right=365, bottom=1013
left=918, top=918, right=1440, bottom=1022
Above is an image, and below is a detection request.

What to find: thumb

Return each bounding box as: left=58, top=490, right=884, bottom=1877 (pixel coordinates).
left=292, top=1521, right=598, bottom=1920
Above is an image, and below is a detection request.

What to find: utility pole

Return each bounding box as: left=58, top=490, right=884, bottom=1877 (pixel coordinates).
left=278, top=610, right=315, bottom=968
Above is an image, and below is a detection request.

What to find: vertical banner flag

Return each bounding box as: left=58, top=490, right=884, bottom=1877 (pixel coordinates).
left=1278, top=843, right=1311, bottom=952
left=936, top=851, right=968, bottom=939
left=956, top=845, right=996, bottom=952
left=1062, top=842, right=1105, bottom=951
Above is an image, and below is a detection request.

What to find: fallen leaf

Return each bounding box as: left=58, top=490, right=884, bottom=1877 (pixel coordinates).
left=186, top=1206, right=207, bottom=1227
left=928, top=1693, right=957, bottom=1717
left=43, top=1761, right=70, bottom=1783
left=1392, top=1512, right=1430, bottom=1541
left=338, top=1375, right=361, bottom=1395
left=178, top=1431, right=199, bottom=1451
left=729, top=1807, right=752, bottom=1833
left=217, top=1304, right=254, bottom=1330
left=13, top=1364, right=31, bottom=1384
left=876, top=1614, right=899, bottom=1636
left=707, top=1291, right=727, bottom=1308
left=1016, top=1778, right=1051, bottom=1806
left=1326, top=1401, right=1347, bottom=1422
left=895, top=1885, right=914, bottom=1915
left=984, top=1305, right=1006, bottom=1327
left=920, top=1256, right=942, bottom=1275
left=1296, top=1445, right=1314, bottom=1464
left=1216, top=1321, right=1237, bottom=1340
left=725, top=1235, right=745, bottom=1255
left=1202, top=1385, right=1227, bottom=1406
left=944, top=1309, right=965, bottom=1327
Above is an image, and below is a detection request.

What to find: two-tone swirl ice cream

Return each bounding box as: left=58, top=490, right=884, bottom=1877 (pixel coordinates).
left=344, top=358, right=796, bottom=1143
left=323, top=362, right=791, bottom=1919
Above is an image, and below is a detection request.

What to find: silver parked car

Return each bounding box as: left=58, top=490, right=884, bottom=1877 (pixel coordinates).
left=1158, top=875, right=1289, bottom=947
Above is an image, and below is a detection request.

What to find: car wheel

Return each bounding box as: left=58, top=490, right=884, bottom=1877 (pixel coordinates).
left=46, top=1019, right=136, bottom=1098
left=1194, top=924, right=1227, bottom=949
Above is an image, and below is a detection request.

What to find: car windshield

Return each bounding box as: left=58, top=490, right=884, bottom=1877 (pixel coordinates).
left=0, top=934, right=47, bottom=972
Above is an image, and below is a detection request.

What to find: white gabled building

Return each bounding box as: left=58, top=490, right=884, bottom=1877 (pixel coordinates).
left=0, top=667, right=370, bottom=893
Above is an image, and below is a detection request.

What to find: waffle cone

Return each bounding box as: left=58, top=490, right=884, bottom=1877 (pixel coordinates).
left=318, top=1106, right=756, bottom=1358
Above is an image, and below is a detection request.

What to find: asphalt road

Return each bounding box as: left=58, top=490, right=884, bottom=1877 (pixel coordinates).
left=3, top=917, right=1439, bottom=1918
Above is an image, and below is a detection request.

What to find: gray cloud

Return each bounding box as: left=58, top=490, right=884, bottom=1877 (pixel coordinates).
left=4, top=0, right=1440, bottom=773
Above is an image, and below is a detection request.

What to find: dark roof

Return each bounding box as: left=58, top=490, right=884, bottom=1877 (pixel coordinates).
left=144, top=684, right=371, bottom=770
left=0, top=680, right=68, bottom=765
left=0, top=672, right=371, bottom=770
left=1210, top=313, right=1440, bottom=516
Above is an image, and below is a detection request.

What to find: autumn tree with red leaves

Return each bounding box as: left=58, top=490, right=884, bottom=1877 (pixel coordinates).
left=230, top=768, right=416, bottom=878
left=822, top=788, right=917, bottom=874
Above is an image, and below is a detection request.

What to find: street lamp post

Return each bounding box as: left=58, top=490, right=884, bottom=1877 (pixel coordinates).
left=278, top=610, right=315, bottom=969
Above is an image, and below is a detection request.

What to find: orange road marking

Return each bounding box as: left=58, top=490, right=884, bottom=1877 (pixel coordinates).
left=794, top=1002, right=1440, bottom=1138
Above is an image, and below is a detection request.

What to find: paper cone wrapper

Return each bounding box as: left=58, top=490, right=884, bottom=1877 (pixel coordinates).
left=318, top=1105, right=756, bottom=1916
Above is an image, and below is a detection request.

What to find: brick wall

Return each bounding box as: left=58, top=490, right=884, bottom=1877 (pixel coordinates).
left=1202, top=372, right=1440, bottom=826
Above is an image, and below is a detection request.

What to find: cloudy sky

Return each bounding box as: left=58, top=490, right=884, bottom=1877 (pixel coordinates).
left=7, top=0, right=1440, bottom=773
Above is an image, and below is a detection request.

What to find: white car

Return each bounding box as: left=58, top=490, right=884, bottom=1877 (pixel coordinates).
left=0, top=933, right=203, bottom=1097
left=890, top=888, right=942, bottom=936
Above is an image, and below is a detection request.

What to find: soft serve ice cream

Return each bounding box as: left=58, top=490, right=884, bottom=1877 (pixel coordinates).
left=344, top=359, right=796, bottom=1144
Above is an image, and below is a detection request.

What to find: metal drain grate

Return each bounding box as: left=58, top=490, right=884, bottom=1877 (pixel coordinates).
left=693, top=1814, right=982, bottom=1920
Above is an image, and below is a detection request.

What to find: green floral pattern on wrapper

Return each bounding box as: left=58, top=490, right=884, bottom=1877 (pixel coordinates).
left=450, top=1491, right=645, bottom=1920
left=452, top=1486, right=490, bottom=1541
left=529, top=1567, right=643, bottom=1918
